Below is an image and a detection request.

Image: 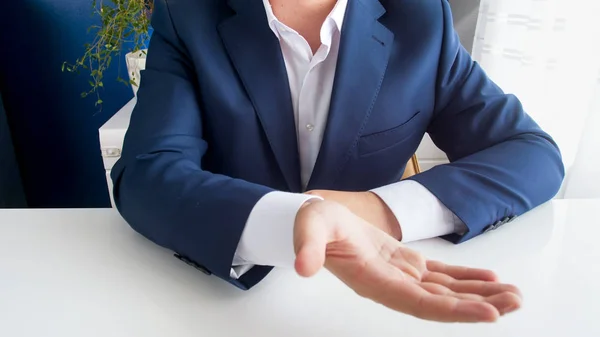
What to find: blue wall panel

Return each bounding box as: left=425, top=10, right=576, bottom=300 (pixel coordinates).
left=0, top=93, right=27, bottom=208
left=0, top=0, right=134, bottom=207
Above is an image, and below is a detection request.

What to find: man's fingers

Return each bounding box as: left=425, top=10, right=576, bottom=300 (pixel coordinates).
left=419, top=282, right=482, bottom=301
left=401, top=282, right=499, bottom=322
left=427, top=260, right=498, bottom=281
left=423, top=271, right=522, bottom=298
left=482, top=292, right=522, bottom=315
left=416, top=292, right=500, bottom=322
left=419, top=282, right=522, bottom=315
left=293, top=204, right=329, bottom=277
left=295, top=242, right=325, bottom=277
left=368, top=263, right=499, bottom=323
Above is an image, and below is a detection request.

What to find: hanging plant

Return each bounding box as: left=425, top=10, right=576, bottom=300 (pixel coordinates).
left=63, top=0, right=153, bottom=107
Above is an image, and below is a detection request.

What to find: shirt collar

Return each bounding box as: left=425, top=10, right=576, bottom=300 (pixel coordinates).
left=262, top=0, right=348, bottom=33
left=329, top=0, right=348, bottom=31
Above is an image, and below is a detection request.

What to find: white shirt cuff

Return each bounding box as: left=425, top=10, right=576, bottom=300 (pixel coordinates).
left=370, top=180, right=466, bottom=243
left=230, top=191, right=323, bottom=279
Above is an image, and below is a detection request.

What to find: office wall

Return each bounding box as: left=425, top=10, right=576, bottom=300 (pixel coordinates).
left=0, top=0, right=134, bottom=208
left=450, top=0, right=481, bottom=53
left=416, top=0, right=481, bottom=170
left=0, top=93, right=26, bottom=208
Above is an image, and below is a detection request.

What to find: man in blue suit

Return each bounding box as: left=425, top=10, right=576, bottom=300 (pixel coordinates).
left=112, top=0, right=564, bottom=323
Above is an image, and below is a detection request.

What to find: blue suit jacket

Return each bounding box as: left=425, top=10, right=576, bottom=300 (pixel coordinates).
left=112, top=0, right=564, bottom=290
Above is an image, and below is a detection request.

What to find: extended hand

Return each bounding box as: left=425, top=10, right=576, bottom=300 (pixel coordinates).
left=294, top=200, right=522, bottom=323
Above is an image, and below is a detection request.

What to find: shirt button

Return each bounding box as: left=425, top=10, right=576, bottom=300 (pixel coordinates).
left=306, top=124, right=315, bottom=132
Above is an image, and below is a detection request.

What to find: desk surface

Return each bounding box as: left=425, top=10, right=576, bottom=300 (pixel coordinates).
left=1, top=200, right=599, bottom=337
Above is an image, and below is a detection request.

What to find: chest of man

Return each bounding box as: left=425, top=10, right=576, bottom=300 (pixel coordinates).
left=166, top=0, right=443, bottom=193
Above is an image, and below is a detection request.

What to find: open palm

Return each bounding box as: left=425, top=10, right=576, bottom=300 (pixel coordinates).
left=294, top=200, right=522, bottom=323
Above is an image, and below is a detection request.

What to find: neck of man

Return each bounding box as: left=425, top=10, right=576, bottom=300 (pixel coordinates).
left=269, top=0, right=338, bottom=24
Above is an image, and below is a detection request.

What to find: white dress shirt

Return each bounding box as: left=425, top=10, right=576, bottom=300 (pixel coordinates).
left=230, top=0, right=463, bottom=278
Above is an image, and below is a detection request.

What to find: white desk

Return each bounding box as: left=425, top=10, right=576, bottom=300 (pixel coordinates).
left=1, top=200, right=599, bottom=337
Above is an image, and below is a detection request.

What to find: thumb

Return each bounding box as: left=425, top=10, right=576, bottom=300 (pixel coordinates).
left=294, top=204, right=330, bottom=278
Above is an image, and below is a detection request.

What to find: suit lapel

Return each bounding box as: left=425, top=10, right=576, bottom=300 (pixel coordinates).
left=308, top=0, right=394, bottom=190
left=218, top=0, right=302, bottom=192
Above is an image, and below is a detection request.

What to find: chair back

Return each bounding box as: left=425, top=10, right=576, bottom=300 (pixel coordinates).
left=401, top=154, right=421, bottom=180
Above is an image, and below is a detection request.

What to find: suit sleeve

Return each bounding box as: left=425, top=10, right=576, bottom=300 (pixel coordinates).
left=111, top=0, right=273, bottom=289
left=409, top=0, right=565, bottom=243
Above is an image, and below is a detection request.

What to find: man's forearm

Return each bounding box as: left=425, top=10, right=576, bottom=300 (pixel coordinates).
left=307, top=180, right=464, bottom=243
left=305, top=190, right=402, bottom=240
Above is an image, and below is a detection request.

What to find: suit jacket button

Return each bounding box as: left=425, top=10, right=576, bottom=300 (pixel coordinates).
left=195, top=264, right=212, bottom=275
left=174, top=254, right=211, bottom=275
left=174, top=253, right=191, bottom=264
left=483, top=224, right=495, bottom=233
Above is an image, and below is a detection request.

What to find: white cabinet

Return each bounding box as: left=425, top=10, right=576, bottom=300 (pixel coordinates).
left=99, top=98, right=136, bottom=207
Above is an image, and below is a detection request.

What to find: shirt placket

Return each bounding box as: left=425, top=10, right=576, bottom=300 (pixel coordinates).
left=297, top=33, right=334, bottom=188
left=275, top=19, right=336, bottom=189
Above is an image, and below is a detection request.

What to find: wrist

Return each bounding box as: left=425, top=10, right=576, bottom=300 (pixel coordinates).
left=306, top=190, right=402, bottom=240
left=366, top=192, right=402, bottom=240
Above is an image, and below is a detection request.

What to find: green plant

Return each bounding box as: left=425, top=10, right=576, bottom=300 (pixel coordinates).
left=63, top=0, right=153, bottom=107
